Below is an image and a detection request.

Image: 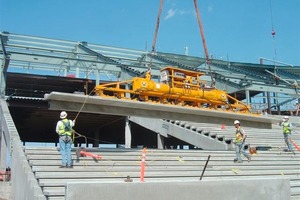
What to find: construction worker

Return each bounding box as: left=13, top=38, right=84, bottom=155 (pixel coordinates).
left=280, top=116, right=293, bottom=152
left=56, top=111, right=75, bottom=168
left=233, top=120, right=251, bottom=163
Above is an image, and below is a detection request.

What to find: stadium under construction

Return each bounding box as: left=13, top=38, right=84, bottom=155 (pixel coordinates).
left=1, top=32, right=300, bottom=200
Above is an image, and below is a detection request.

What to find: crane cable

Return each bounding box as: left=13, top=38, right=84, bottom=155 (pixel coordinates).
left=194, top=0, right=215, bottom=86
left=269, top=0, right=278, bottom=73
left=148, top=0, right=164, bottom=72
left=72, top=1, right=164, bottom=143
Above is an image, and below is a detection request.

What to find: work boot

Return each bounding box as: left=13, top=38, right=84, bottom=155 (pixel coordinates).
left=59, top=165, right=66, bottom=168
left=234, top=159, right=242, bottom=163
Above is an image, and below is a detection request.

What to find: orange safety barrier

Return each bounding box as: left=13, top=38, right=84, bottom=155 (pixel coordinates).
left=291, top=139, right=300, bottom=151
left=80, top=151, right=102, bottom=160
left=140, top=148, right=146, bottom=182
left=221, top=124, right=225, bottom=130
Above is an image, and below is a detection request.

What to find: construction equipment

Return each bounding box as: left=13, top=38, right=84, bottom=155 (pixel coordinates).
left=94, top=67, right=252, bottom=114
left=94, top=1, right=252, bottom=114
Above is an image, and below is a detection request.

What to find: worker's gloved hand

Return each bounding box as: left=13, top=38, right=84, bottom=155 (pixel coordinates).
left=73, top=120, right=76, bottom=125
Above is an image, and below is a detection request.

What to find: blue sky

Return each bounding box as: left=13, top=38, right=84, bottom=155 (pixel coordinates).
left=0, top=0, right=299, bottom=66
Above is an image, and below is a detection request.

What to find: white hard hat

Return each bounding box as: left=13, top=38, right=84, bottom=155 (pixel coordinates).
left=60, top=111, right=67, bottom=119
left=283, top=116, right=289, bottom=119
left=234, top=120, right=240, bottom=125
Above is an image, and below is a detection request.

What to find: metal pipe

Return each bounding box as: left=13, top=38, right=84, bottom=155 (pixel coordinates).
left=200, top=155, right=210, bottom=180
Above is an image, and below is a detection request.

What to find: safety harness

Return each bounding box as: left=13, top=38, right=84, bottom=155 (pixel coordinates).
left=235, top=127, right=246, bottom=143
left=58, top=119, right=73, bottom=137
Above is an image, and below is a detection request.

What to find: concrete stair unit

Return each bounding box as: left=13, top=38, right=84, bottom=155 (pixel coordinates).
left=26, top=144, right=300, bottom=200
left=129, top=117, right=231, bottom=150
left=25, top=119, right=300, bottom=199
left=129, top=117, right=300, bottom=151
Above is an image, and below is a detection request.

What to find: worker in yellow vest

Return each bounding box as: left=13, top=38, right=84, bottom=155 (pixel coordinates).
left=233, top=120, right=251, bottom=163
left=280, top=116, right=294, bottom=153
left=55, top=111, right=75, bottom=168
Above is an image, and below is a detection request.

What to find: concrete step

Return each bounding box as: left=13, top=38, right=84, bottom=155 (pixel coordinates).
left=23, top=121, right=300, bottom=200
left=0, top=182, right=11, bottom=200
left=47, top=197, right=64, bottom=200
left=43, top=187, right=65, bottom=196
left=32, top=164, right=300, bottom=173
left=34, top=169, right=300, bottom=180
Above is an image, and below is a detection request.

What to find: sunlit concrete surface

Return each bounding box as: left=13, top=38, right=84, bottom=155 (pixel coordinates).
left=44, top=92, right=279, bottom=129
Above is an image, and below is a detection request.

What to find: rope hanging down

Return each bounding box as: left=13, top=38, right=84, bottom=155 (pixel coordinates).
left=74, top=88, right=95, bottom=121
left=72, top=88, right=95, bottom=143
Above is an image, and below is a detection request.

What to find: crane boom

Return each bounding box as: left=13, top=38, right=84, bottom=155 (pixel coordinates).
left=193, top=0, right=215, bottom=85
left=193, top=0, right=209, bottom=63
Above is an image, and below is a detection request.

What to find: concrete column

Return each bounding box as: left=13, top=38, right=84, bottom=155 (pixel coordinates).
left=157, top=134, right=164, bottom=149
left=93, top=129, right=100, bottom=147
left=64, top=68, right=68, bottom=77
left=95, top=70, right=99, bottom=86
left=75, top=67, right=80, bottom=78
left=273, top=93, right=281, bottom=115
left=125, top=117, right=131, bottom=148
left=245, top=90, right=250, bottom=105
left=267, top=92, right=271, bottom=113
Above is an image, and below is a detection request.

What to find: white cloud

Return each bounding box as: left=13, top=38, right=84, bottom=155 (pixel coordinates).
left=208, top=5, right=213, bottom=13
left=164, top=8, right=177, bottom=20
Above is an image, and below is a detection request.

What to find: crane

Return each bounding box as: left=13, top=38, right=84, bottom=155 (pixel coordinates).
left=149, top=0, right=215, bottom=85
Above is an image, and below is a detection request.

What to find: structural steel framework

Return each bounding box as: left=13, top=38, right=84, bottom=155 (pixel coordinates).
left=0, top=32, right=299, bottom=112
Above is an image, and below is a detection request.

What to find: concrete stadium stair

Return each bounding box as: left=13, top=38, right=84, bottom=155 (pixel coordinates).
left=130, top=117, right=300, bottom=151
left=129, top=117, right=231, bottom=150
left=26, top=132, right=300, bottom=200
left=24, top=119, right=300, bottom=200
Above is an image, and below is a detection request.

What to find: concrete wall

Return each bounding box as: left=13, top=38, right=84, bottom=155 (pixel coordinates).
left=66, top=178, right=290, bottom=200
left=0, top=99, right=46, bottom=200
left=0, top=103, right=10, bottom=170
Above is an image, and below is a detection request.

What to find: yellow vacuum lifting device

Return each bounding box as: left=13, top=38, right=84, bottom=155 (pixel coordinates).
left=94, top=67, right=251, bottom=114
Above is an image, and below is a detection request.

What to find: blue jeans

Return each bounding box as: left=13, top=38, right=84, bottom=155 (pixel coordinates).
left=59, top=136, right=72, bottom=166
left=235, top=142, right=250, bottom=161
left=283, top=133, right=293, bottom=151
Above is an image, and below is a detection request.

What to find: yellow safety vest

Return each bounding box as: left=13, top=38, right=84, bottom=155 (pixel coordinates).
left=58, top=119, right=73, bottom=136
left=282, top=122, right=291, bottom=134
left=235, top=128, right=244, bottom=143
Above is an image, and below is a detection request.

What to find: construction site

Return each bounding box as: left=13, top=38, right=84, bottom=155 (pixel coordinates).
left=1, top=1, right=300, bottom=200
